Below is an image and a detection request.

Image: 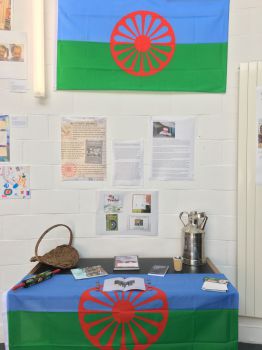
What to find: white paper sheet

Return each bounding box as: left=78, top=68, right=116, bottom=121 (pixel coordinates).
left=112, top=140, right=143, bottom=186
left=151, top=117, right=195, bottom=181
left=96, top=190, right=158, bottom=236
left=256, top=87, right=262, bottom=184
left=0, top=31, right=27, bottom=79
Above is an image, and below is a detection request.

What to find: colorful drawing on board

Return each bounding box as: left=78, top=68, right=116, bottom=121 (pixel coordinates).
left=0, top=166, right=30, bottom=199
left=0, top=115, right=10, bottom=162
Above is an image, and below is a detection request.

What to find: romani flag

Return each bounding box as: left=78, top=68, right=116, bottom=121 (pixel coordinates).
left=6, top=273, right=238, bottom=350
left=57, top=0, right=230, bottom=92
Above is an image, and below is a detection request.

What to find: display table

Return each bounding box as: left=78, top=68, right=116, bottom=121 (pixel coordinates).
left=4, top=258, right=238, bottom=350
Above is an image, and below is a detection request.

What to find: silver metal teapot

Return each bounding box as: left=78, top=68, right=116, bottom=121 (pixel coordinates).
left=179, top=211, right=208, bottom=266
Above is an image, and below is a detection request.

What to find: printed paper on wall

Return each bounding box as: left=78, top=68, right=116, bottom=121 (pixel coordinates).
left=96, top=190, right=158, bottom=236
left=61, top=117, right=106, bottom=181
left=151, top=117, right=195, bottom=181
left=0, top=31, right=27, bottom=79
left=112, top=140, right=143, bottom=186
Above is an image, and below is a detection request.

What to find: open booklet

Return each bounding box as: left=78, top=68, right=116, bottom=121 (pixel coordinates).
left=103, top=277, right=146, bottom=292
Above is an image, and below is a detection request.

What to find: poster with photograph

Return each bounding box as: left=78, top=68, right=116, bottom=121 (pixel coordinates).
left=0, top=166, right=30, bottom=199
left=0, top=31, right=27, bottom=79
left=0, top=0, right=11, bottom=30
left=256, top=87, right=262, bottom=184
left=61, top=117, right=106, bottom=181
left=0, top=115, right=10, bottom=162
left=151, top=117, right=195, bottom=181
left=96, top=190, right=158, bottom=235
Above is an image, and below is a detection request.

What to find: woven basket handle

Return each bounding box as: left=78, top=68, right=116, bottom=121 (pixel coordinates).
left=34, top=224, right=73, bottom=261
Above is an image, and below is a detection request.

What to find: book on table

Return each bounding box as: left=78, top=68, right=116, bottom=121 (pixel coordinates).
left=103, top=277, right=145, bottom=292
left=114, top=255, right=140, bottom=270
left=148, top=265, right=169, bottom=277
left=71, top=265, right=108, bottom=280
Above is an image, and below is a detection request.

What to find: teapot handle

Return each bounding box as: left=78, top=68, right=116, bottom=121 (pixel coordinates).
left=179, top=212, right=189, bottom=227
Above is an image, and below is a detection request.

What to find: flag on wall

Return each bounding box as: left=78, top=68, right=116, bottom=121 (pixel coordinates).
left=57, top=0, right=230, bottom=92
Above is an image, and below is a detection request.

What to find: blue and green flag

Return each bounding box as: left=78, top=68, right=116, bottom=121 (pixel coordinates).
left=57, top=0, right=230, bottom=92
left=7, top=273, right=238, bottom=349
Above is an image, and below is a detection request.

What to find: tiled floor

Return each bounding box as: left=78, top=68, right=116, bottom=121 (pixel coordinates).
left=0, top=343, right=261, bottom=349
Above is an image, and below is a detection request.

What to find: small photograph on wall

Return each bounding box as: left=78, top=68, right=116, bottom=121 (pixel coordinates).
left=153, top=121, right=176, bottom=138
left=0, top=0, right=11, bottom=31
left=129, top=216, right=150, bottom=232
left=0, top=166, right=30, bottom=199
left=0, top=115, right=10, bottom=162
left=0, top=43, right=24, bottom=62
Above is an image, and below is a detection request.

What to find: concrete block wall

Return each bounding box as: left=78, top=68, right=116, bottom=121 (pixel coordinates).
left=1, top=0, right=262, bottom=343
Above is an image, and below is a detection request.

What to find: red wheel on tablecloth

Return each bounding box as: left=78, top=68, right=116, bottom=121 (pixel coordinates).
left=78, top=285, right=168, bottom=350
left=110, top=11, right=176, bottom=77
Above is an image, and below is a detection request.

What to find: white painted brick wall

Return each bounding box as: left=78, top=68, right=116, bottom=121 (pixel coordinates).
left=0, top=0, right=262, bottom=343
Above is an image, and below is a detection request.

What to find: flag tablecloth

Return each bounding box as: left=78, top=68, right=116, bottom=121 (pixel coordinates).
left=5, top=273, right=238, bottom=350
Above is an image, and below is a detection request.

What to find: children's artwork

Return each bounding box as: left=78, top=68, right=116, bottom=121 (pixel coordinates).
left=0, top=31, right=27, bottom=79
left=104, top=193, right=123, bottom=213
left=0, top=115, right=10, bottom=162
left=0, top=0, right=11, bottom=30
left=97, top=191, right=158, bottom=236
left=0, top=166, right=30, bottom=199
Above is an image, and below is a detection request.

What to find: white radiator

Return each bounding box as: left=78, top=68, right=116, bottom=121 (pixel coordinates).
left=238, top=62, right=262, bottom=317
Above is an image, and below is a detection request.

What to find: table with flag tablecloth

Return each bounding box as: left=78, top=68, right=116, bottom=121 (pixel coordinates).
left=4, top=273, right=238, bottom=350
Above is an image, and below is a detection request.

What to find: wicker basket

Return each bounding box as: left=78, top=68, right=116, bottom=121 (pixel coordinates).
left=30, top=224, right=79, bottom=269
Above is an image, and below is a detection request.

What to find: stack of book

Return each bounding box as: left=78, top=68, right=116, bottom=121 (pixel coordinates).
left=114, top=255, right=140, bottom=271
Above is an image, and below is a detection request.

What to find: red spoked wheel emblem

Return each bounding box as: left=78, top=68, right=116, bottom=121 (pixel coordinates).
left=79, top=286, right=168, bottom=350
left=110, top=11, right=176, bottom=76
